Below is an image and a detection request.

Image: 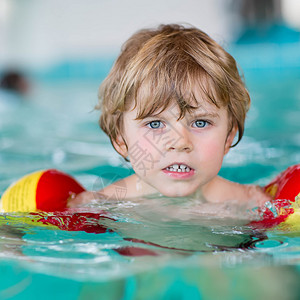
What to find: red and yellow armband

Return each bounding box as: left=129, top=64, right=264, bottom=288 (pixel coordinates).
left=250, top=164, right=300, bottom=229
left=0, top=169, right=85, bottom=212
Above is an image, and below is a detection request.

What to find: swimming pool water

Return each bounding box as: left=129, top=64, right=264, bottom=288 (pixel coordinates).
left=0, top=65, right=300, bottom=299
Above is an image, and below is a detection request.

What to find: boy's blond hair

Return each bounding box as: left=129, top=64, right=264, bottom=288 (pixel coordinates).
left=98, top=24, right=250, bottom=149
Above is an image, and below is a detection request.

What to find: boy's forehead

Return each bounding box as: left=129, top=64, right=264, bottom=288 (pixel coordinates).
left=163, top=100, right=222, bottom=117
left=130, top=98, right=223, bottom=118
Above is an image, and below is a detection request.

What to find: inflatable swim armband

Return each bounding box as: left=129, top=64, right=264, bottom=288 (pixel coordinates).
left=0, top=169, right=85, bottom=212
left=250, top=164, right=300, bottom=229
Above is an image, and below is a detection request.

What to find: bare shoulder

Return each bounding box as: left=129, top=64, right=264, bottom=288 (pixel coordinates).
left=244, top=184, right=272, bottom=205
left=207, top=176, right=271, bottom=205
left=96, top=175, right=135, bottom=200
left=68, top=174, right=159, bottom=207
left=68, top=175, right=135, bottom=207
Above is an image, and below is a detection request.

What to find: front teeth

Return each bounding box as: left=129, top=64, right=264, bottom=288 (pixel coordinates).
left=166, top=164, right=191, bottom=172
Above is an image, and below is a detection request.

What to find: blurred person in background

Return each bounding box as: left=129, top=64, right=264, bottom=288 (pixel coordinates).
left=0, top=70, right=29, bottom=95
left=0, top=70, right=30, bottom=111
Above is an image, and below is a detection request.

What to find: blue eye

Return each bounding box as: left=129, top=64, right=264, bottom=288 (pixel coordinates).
left=147, top=121, right=163, bottom=129
left=193, top=120, right=207, bottom=128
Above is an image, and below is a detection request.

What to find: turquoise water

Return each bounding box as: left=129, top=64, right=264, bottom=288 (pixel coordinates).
left=0, top=60, right=300, bottom=299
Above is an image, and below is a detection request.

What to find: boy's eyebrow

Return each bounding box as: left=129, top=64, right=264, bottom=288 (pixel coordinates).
left=190, top=111, right=220, bottom=119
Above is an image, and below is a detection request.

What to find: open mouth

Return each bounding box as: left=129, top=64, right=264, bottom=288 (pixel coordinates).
left=164, top=163, right=193, bottom=173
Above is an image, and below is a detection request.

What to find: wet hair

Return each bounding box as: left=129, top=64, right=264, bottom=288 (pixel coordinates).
left=98, top=24, right=250, bottom=149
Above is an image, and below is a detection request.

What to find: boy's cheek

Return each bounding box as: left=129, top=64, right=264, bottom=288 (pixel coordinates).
left=138, top=136, right=163, bottom=153
left=194, top=137, right=221, bottom=152
left=127, top=136, right=161, bottom=171
left=196, top=140, right=228, bottom=163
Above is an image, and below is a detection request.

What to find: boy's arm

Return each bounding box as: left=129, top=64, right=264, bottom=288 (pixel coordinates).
left=67, top=176, right=130, bottom=207
left=67, top=191, right=105, bottom=207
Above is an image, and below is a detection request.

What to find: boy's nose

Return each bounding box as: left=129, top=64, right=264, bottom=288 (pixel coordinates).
left=164, top=125, right=193, bottom=153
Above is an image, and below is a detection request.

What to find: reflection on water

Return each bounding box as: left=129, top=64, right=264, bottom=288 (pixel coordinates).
left=0, top=200, right=300, bottom=299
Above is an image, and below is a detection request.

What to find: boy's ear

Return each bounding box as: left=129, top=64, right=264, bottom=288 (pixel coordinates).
left=224, top=125, right=238, bottom=154
left=112, top=135, right=128, bottom=158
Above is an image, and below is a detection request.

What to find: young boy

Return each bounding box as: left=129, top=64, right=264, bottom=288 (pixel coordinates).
left=69, top=24, right=269, bottom=207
